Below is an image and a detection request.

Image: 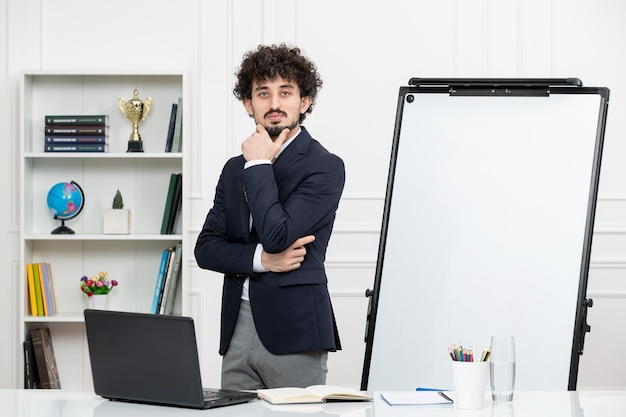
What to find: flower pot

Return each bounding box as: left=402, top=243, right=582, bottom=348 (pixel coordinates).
left=103, top=208, right=130, bottom=234
left=87, top=294, right=108, bottom=310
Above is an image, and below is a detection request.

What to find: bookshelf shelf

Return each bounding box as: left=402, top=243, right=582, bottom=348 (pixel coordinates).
left=24, top=234, right=183, bottom=241
left=25, top=152, right=182, bottom=159
left=18, top=72, right=189, bottom=390
left=24, top=313, right=85, bottom=323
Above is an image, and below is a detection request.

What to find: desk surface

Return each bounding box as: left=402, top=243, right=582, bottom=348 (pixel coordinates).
left=3, top=390, right=626, bottom=416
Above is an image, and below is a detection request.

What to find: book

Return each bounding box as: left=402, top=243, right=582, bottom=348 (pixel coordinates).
left=26, top=264, right=38, bottom=316
left=260, top=401, right=374, bottom=415
left=160, top=173, right=179, bottom=234
left=36, top=263, right=49, bottom=316
left=38, top=263, right=53, bottom=316
left=379, top=391, right=453, bottom=406
left=150, top=249, right=172, bottom=314
left=157, top=249, right=174, bottom=313
left=23, top=335, right=40, bottom=389
left=45, top=263, right=58, bottom=315
left=45, top=115, right=109, bottom=126
left=158, top=248, right=177, bottom=314
left=40, top=263, right=56, bottom=316
left=161, top=242, right=182, bottom=315
left=171, top=97, right=183, bottom=152
left=256, top=385, right=373, bottom=405
left=164, top=102, right=178, bottom=152
left=45, top=135, right=107, bottom=144
left=45, top=144, right=108, bottom=152
left=166, top=173, right=182, bottom=234
left=32, top=263, right=44, bottom=316
left=45, top=125, right=109, bottom=135
left=30, top=328, right=61, bottom=389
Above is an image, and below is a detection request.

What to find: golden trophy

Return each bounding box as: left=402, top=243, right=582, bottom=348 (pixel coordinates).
left=118, top=89, right=152, bottom=152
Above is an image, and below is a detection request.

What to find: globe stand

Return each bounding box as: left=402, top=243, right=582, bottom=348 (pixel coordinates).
left=51, top=218, right=75, bottom=234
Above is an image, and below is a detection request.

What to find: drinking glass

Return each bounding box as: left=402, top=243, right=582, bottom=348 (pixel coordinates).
left=489, top=335, right=515, bottom=402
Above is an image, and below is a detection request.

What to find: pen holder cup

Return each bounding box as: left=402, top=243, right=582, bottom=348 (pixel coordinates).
left=451, top=360, right=489, bottom=410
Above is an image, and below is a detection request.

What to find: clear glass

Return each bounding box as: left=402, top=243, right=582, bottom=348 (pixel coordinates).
left=490, top=335, right=516, bottom=402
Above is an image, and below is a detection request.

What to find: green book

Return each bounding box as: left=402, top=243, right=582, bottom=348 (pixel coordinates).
left=166, top=174, right=182, bottom=234
left=32, top=264, right=44, bottom=316
left=160, top=174, right=178, bottom=234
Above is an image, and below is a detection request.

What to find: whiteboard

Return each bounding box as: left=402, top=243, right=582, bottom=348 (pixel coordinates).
left=362, top=79, right=608, bottom=391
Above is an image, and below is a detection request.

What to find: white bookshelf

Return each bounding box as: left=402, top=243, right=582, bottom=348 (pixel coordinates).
left=18, top=72, right=189, bottom=389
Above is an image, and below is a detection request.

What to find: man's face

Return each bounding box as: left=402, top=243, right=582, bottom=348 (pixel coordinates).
left=243, top=76, right=312, bottom=139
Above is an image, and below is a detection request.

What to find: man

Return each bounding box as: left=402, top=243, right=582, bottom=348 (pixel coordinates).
left=194, top=44, right=345, bottom=390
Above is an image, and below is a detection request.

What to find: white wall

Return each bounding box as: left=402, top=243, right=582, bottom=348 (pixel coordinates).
left=2, top=0, right=626, bottom=390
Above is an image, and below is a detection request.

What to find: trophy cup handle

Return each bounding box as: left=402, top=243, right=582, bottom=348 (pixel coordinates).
left=118, top=97, right=127, bottom=116
left=142, top=97, right=153, bottom=120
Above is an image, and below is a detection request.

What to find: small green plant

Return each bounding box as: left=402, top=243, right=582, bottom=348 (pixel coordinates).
left=112, top=189, right=124, bottom=209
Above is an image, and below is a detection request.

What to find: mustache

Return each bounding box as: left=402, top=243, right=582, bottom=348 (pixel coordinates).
left=264, top=108, right=287, bottom=118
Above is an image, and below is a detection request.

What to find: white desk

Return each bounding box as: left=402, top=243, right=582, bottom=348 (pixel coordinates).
left=2, top=390, right=626, bottom=416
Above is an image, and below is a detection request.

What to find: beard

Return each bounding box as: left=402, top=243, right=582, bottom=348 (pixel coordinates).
left=262, top=108, right=299, bottom=140
left=265, top=125, right=288, bottom=139
left=265, top=119, right=298, bottom=140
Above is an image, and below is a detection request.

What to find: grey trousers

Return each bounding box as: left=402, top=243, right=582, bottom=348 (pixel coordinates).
left=221, top=300, right=328, bottom=390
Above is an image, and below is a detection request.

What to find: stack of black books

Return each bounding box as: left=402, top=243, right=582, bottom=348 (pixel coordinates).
left=44, top=115, right=109, bottom=153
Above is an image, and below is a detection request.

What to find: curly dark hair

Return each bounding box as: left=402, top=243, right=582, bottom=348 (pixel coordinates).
left=233, top=44, right=323, bottom=123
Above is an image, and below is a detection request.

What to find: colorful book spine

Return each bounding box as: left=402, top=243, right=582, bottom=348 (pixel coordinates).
left=37, top=264, right=49, bottom=316
left=45, top=144, right=107, bottom=153
left=45, top=135, right=107, bottom=144
left=45, top=115, right=109, bottom=126
left=150, top=249, right=171, bottom=314
left=40, top=263, right=55, bottom=316
left=46, top=263, right=58, bottom=315
left=26, top=264, right=38, bottom=316
left=32, top=264, right=44, bottom=316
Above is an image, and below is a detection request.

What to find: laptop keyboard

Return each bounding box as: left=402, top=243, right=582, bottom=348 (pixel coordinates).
left=203, top=388, right=256, bottom=402
left=203, top=390, right=223, bottom=401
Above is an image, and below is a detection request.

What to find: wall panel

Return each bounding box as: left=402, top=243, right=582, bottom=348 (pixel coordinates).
left=3, top=0, right=626, bottom=390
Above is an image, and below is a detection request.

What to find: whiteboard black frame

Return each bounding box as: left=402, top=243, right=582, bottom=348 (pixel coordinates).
left=361, top=78, right=609, bottom=391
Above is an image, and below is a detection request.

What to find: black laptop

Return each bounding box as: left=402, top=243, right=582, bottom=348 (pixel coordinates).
left=84, top=309, right=257, bottom=409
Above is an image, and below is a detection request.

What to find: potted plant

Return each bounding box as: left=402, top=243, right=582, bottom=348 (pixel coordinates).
left=81, top=271, right=119, bottom=310
left=103, top=189, right=130, bottom=234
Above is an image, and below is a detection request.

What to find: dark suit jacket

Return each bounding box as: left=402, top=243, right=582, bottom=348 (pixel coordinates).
left=194, top=127, right=345, bottom=355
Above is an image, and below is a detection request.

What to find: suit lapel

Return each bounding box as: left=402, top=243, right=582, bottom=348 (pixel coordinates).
left=236, top=163, right=253, bottom=239
left=272, top=127, right=312, bottom=181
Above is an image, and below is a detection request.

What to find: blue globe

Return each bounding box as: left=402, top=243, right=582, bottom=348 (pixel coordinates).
left=47, top=181, right=85, bottom=234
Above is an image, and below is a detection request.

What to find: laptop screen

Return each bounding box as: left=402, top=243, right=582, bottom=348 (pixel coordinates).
left=84, top=309, right=208, bottom=408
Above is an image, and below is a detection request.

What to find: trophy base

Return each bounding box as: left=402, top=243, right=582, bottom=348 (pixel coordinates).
left=127, top=140, right=144, bottom=152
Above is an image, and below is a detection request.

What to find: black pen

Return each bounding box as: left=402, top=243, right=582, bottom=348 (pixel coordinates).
left=438, top=391, right=454, bottom=403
